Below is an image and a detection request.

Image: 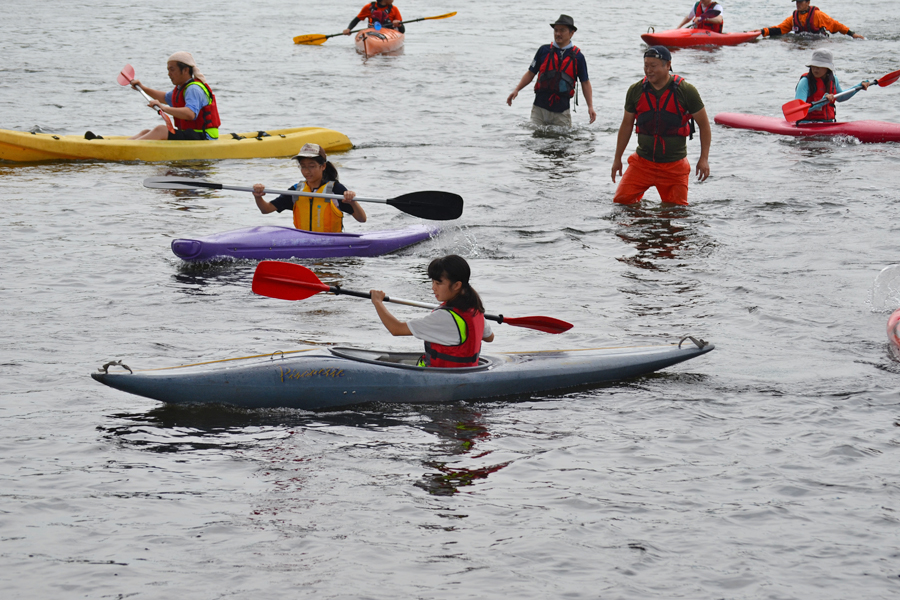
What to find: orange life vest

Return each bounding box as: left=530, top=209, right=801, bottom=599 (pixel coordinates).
left=421, top=307, right=485, bottom=368
left=792, top=6, right=827, bottom=34
left=800, top=71, right=837, bottom=121
left=692, top=2, right=723, bottom=33
left=534, top=45, right=580, bottom=109
left=634, top=75, right=695, bottom=156
left=171, top=80, right=221, bottom=139
left=292, top=180, right=344, bottom=232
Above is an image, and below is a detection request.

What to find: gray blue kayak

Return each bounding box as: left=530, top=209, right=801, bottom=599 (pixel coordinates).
left=91, top=338, right=713, bottom=410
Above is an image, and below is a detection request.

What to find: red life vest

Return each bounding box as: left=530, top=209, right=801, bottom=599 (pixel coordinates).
left=171, top=80, right=221, bottom=138
left=692, top=2, right=723, bottom=33
left=800, top=71, right=837, bottom=121
left=422, top=307, right=485, bottom=368
left=792, top=6, right=827, bottom=34
left=534, top=45, right=580, bottom=109
left=634, top=75, right=695, bottom=156
left=368, top=1, right=398, bottom=27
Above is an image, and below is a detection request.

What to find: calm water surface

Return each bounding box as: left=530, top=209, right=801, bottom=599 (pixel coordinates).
left=2, top=1, right=899, bottom=598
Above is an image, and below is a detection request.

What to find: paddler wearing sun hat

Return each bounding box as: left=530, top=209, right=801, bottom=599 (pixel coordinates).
left=506, top=14, right=596, bottom=127
left=128, top=52, right=221, bottom=141
left=760, top=1, right=864, bottom=39
left=251, top=143, right=366, bottom=233
left=794, top=49, right=870, bottom=122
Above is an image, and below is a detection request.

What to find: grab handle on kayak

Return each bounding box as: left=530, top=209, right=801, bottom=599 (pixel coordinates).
left=679, top=336, right=708, bottom=349
left=647, top=26, right=655, bottom=33
left=98, top=359, right=132, bottom=374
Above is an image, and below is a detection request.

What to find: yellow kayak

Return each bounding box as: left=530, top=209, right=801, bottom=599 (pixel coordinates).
left=0, top=127, right=352, bottom=163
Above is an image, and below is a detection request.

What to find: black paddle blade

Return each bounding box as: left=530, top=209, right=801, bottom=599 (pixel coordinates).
left=386, top=191, right=463, bottom=221
left=142, top=176, right=223, bottom=191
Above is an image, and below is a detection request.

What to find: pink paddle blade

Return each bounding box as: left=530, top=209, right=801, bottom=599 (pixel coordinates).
left=117, top=64, right=135, bottom=86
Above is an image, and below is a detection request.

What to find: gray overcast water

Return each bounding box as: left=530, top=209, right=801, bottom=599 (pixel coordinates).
left=2, top=0, right=899, bottom=598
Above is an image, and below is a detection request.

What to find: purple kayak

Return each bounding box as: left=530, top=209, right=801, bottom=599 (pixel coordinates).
left=171, top=224, right=438, bottom=262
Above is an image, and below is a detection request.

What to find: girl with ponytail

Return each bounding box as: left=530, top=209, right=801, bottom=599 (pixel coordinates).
left=370, top=255, right=495, bottom=368
left=251, top=143, right=366, bottom=232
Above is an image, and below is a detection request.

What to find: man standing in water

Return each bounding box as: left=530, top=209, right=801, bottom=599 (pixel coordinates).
left=611, top=46, right=710, bottom=207
left=506, top=15, right=596, bottom=127
left=760, top=0, right=864, bottom=39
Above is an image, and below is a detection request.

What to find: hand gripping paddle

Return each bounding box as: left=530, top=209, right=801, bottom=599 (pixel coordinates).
left=118, top=64, right=176, bottom=134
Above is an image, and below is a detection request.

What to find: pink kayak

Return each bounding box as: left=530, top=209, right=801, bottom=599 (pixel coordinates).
left=714, top=113, right=900, bottom=144
left=641, top=28, right=760, bottom=47
left=889, top=310, right=900, bottom=360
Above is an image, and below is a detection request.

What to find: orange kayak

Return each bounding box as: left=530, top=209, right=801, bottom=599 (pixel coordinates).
left=355, top=28, right=404, bottom=57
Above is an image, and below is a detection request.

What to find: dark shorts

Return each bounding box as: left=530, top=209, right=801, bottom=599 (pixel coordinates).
left=167, top=129, right=208, bottom=141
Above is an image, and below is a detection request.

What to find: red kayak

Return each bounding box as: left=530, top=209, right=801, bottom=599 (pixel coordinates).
left=714, top=113, right=900, bottom=144
left=641, top=28, right=760, bottom=47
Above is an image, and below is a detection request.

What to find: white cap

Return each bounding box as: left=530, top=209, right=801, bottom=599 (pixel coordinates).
left=807, top=49, right=835, bottom=71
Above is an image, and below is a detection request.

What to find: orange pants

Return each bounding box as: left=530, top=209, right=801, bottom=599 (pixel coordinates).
left=614, top=153, right=691, bottom=206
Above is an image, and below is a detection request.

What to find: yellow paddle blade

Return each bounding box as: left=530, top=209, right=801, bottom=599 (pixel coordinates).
left=293, top=34, right=328, bottom=45
left=424, top=11, right=457, bottom=20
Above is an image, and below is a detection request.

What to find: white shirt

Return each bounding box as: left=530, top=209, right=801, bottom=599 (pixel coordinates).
left=686, top=2, right=723, bottom=19
left=407, top=310, right=493, bottom=346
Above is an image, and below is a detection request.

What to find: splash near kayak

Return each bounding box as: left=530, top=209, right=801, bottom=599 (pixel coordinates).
left=91, top=339, right=714, bottom=410
left=355, top=27, right=404, bottom=57
left=0, top=127, right=352, bottom=163
left=641, top=28, right=760, bottom=48
left=714, top=113, right=900, bottom=144
left=888, top=309, right=900, bottom=361
left=170, top=224, right=437, bottom=262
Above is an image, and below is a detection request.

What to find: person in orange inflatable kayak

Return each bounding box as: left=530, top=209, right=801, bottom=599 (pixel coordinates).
left=760, top=0, right=864, bottom=39
left=343, top=0, right=405, bottom=35
left=611, top=46, right=711, bottom=207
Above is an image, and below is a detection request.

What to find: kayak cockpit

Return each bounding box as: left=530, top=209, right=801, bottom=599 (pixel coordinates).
left=328, top=346, right=496, bottom=371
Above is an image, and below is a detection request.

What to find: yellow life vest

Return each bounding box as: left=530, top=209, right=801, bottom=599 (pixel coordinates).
left=292, top=180, right=343, bottom=232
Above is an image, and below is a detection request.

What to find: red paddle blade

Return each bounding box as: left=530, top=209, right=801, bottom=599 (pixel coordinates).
left=877, top=68, right=900, bottom=87
left=501, top=316, right=573, bottom=334
left=117, top=64, right=135, bottom=86
left=160, top=111, right=176, bottom=134
left=782, top=99, right=811, bottom=122
left=252, top=261, right=330, bottom=301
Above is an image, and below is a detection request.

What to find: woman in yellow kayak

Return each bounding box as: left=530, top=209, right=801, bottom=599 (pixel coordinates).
left=370, top=255, right=494, bottom=368
left=128, top=52, right=221, bottom=141
left=251, top=143, right=366, bottom=232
